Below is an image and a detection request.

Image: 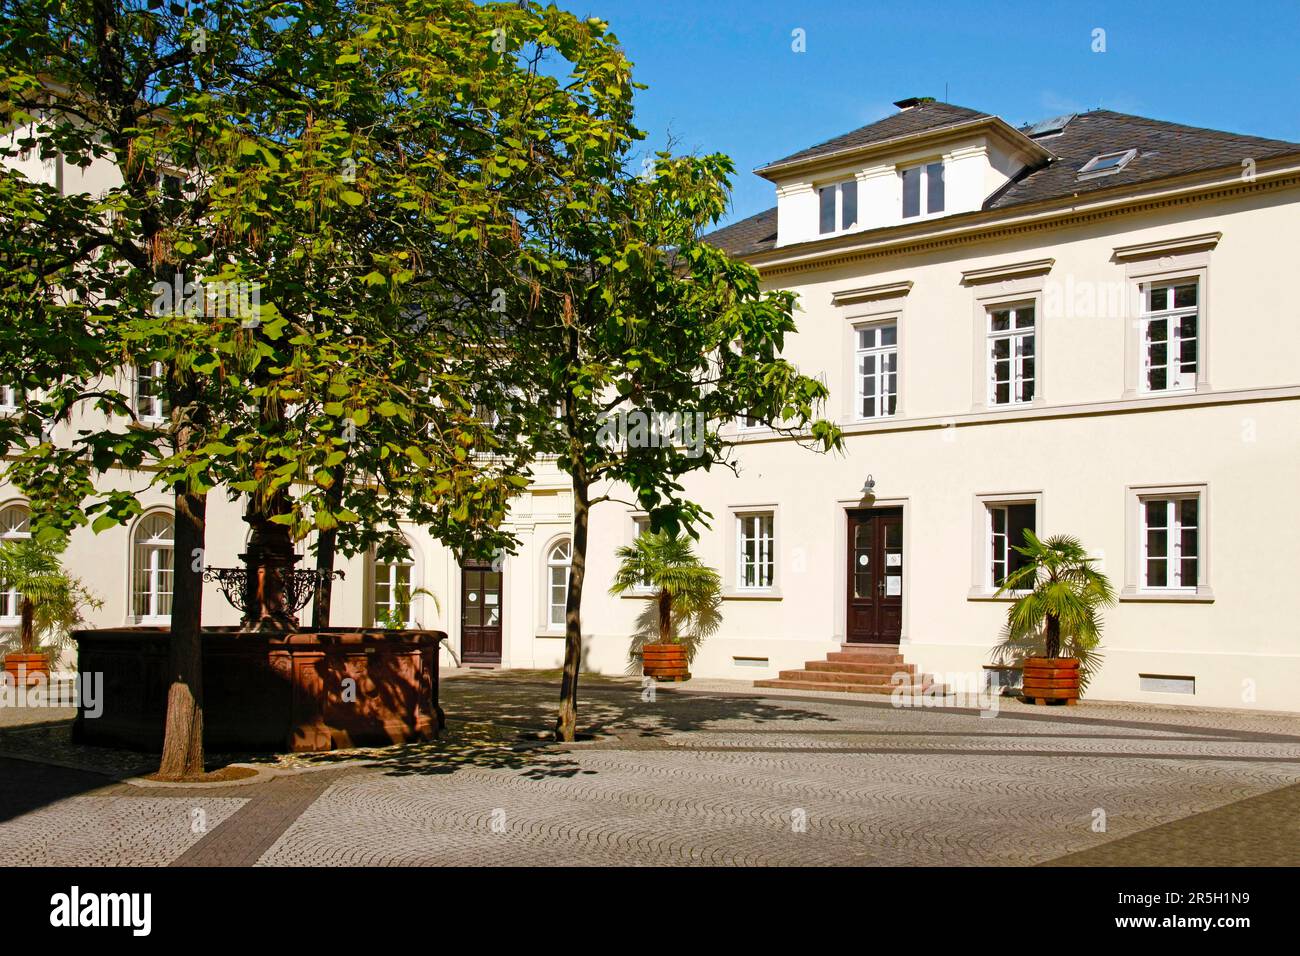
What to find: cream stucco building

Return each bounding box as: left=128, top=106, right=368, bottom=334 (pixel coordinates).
left=4, top=99, right=1299, bottom=712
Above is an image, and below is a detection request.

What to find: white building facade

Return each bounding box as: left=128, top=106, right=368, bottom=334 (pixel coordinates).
left=4, top=100, right=1300, bottom=712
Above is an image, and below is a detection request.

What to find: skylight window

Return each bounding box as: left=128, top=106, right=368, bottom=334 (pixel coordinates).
left=1079, top=148, right=1137, bottom=178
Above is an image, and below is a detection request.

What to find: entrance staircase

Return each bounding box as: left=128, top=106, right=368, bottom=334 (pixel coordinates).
left=754, top=644, right=947, bottom=697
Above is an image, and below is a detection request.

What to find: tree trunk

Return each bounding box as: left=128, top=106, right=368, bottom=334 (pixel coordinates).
left=157, top=486, right=207, bottom=779
left=657, top=588, right=672, bottom=644
left=18, top=596, right=34, bottom=654
left=1045, top=612, right=1061, bottom=659
left=555, top=472, right=589, bottom=742
left=311, top=478, right=344, bottom=629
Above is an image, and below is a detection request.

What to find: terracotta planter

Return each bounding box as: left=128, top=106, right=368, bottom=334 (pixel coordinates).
left=1021, top=656, right=1080, bottom=705
left=641, top=643, right=690, bottom=682
left=3, top=653, right=50, bottom=687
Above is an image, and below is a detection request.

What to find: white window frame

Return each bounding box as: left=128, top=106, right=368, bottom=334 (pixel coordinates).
left=132, top=511, right=174, bottom=624
left=817, top=178, right=858, bottom=235
left=371, top=544, right=416, bottom=627
left=969, top=492, right=1044, bottom=598
left=0, top=385, right=19, bottom=413
left=1138, top=279, right=1199, bottom=394
left=134, top=361, right=169, bottom=423
left=854, top=321, right=899, bottom=420
left=0, top=502, right=31, bottom=623
left=900, top=160, right=944, bottom=219
left=545, top=537, right=572, bottom=630
left=987, top=501, right=1037, bottom=591
left=1123, top=483, right=1212, bottom=601
left=628, top=514, right=655, bottom=593
left=986, top=303, right=1036, bottom=407
left=735, top=511, right=776, bottom=592
left=1139, top=495, right=1199, bottom=592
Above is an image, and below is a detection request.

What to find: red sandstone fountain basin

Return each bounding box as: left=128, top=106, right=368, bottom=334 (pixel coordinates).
left=72, top=627, right=445, bottom=753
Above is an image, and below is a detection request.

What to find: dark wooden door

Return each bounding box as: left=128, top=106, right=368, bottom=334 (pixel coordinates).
left=846, top=508, right=904, bottom=644
left=461, top=560, right=503, bottom=663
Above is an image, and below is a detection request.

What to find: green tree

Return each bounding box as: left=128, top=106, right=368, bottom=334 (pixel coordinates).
left=0, top=0, right=667, bottom=769
left=470, top=144, right=843, bottom=740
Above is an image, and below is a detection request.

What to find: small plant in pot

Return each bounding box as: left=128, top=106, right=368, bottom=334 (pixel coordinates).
left=994, top=531, right=1115, bottom=705
left=610, top=531, right=721, bottom=682
left=0, top=537, right=101, bottom=686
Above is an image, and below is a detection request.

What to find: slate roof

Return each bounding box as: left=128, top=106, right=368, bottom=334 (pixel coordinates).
left=757, top=101, right=991, bottom=172
left=707, top=107, right=1300, bottom=259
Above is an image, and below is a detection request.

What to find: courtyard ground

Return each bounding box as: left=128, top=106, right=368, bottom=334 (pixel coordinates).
left=0, top=670, right=1296, bottom=866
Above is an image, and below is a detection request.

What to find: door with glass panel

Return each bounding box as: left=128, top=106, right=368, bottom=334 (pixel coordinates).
left=846, top=508, right=903, bottom=644
left=460, top=559, right=502, bottom=663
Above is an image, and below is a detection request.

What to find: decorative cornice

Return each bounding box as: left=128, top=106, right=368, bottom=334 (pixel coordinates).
left=1111, top=231, right=1222, bottom=261
left=960, top=258, right=1055, bottom=285
left=831, top=280, right=913, bottom=306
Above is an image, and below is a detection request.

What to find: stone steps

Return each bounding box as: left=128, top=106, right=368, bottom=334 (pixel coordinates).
left=755, top=644, right=949, bottom=697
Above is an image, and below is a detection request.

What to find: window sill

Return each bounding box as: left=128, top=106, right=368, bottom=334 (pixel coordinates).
left=966, top=588, right=1031, bottom=602
left=723, top=589, right=782, bottom=601
left=618, top=590, right=658, bottom=600
left=536, top=630, right=567, bottom=639
left=1119, top=587, right=1215, bottom=603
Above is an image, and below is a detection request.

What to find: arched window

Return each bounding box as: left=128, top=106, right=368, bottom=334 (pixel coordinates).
left=0, top=503, right=31, bottom=622
left=371, top=538, right=415, bottom=627
left=547, top=538, right=572, bottom=628
left=132, top=512, right=174, bottom=623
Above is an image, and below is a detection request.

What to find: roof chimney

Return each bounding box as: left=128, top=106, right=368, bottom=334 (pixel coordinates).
left=893, top=96, right=935, bottom=111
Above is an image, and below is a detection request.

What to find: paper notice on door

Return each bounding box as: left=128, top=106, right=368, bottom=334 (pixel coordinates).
left=886, top=553, right=901, bottom=567
left=886, top=575, right=901, bottom=596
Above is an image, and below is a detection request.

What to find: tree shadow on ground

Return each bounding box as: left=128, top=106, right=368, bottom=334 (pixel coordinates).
left=438, top=670, right=840, bottom=740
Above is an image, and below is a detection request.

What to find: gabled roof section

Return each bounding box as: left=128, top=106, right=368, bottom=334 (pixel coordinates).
left=756, top=101, right=997, bottom=176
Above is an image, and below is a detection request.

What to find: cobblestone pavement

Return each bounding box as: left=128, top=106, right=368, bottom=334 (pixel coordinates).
left=1, top=673, right=1298, bottom=866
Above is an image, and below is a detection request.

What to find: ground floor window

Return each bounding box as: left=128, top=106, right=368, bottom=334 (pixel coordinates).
left=736, top=512, right=775, bottom=590
left=0, top=502, right=31, bottom=622
left=372, top=544, right=414, bottom=627
left=989, top=502, right=1037, bottom=589
left=1142, top=494, right=1199, bottom=590
left=547, top=538, right=571, bottom=628
left=132, top=511, right=174, bottom=623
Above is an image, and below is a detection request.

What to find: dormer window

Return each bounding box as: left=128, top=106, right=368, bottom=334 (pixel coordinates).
left=1079, top=148, right=1137, bottom=179
left=901, top=161, right=944, bottom=219
left=818, top=179, right=858, bottom=234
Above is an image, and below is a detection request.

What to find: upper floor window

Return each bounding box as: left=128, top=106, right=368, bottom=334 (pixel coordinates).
left=1142, top=494, right=1199, bottom=590
left=546, top=538, right=572, bottom=628
left=0, top=385, right=20, bottom=413
left=818, top=179, right=858, bottom=234
left=0, top=503, right=31, bottom=622
left=988, top=304, right=1035, bottom=406
left=134, top=362, right=171, bottom=423
left=1140, top=280, right=1198, bottom=393
left=736, top=512, right=775, bottom=590
left=132, top=512, right=174, bottom=624
left=855, top=323, right=898, bottom=419
left=901, top=161, right=944, bottom=219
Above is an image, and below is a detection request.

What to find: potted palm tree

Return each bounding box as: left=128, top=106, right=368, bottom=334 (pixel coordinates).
left=610, top=531, right=721, bottom=682
left=994, top=531, right=1115, bottom=704
left=0, top=538, right=101, bottom=686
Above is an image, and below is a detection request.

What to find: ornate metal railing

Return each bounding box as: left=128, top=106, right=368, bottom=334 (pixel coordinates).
left=203, top=566, right=345, bottom=615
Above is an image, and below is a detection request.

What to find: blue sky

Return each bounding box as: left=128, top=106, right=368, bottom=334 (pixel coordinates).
left=555, top=0, right=1300, bottom=226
